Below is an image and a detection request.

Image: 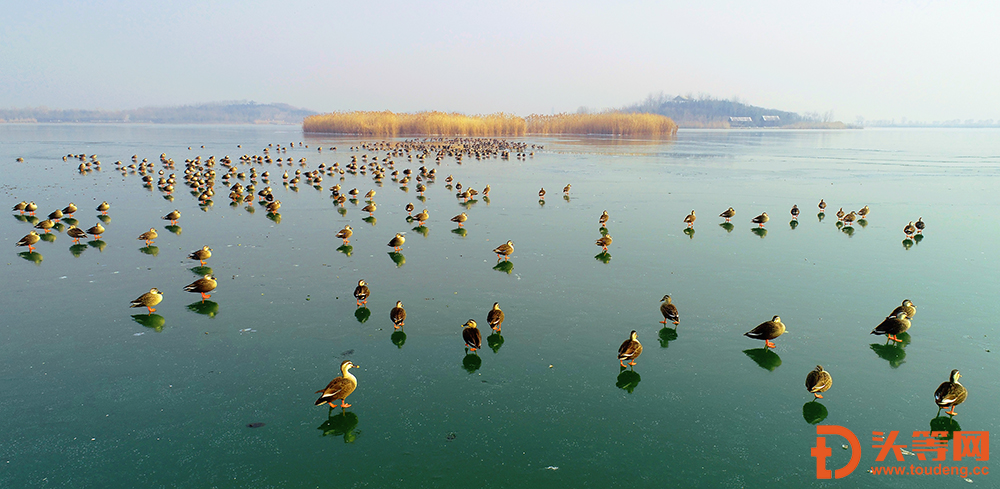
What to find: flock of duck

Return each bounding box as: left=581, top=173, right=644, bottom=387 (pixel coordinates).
left=11, top=138, right=960, bottom=426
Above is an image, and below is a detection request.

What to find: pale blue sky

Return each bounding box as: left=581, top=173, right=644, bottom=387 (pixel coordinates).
left=2, top=0, right=998, bottom=122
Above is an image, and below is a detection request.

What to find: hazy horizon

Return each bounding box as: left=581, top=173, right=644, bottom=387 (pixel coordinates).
left=3, top=1, right=998, bottom=123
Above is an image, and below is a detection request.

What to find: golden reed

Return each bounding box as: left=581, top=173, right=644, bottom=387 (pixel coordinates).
left=303, top=111, right=676, bottom=137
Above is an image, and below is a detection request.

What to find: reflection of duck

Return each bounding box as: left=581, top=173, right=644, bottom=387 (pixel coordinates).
left=871, top=312, right=910, bottom=343
left=18, top=251, right=43, bottom=264
left=743, top=348, right=782, bottom=371
left=388, top=251, right=405, bottom=267
left=683, top=227, right=695, bottom=238
left=317, top=411, right=360, bottom=443
left=594, top=251, right=612, bottom=263
left=487, top=332, right=504, bottom=353
left=337, top=244, right=353, bottom=256
left=745, top=316, right=786, bottom=349
left=451, top=227, right=468, bottom=237
left=719, top=207, right=735, bottom=222
left=617, top=330, right=642, bottom=368
left=132, top=313, right=166, bottom=332
left=391, top=330, right=406, bottom=348
left=929, top=416, right=961, bottom=439
left=462, top=353, right=482, bottom=373
left=890, top=299, right=916, bottom=320
left=315, top=360, right=358, bottom=409
left=354, top=307, right=371, bottom=323
left=659, top=295, right=679, bottom=325
left=130, top=288, right=163, bottom=314
left=493, top=261, right=513, bottom=274
left=657, top=326, right=678, bottom=348
left=390, top=301, right=406, bottom=329
left=751, top=227, right=768, bottom=238
left=462, top=319, right=482, bottom=352
left=184, top=274, right=217, bottom=302
left=719, top=222, right=734, bottom=233
left=802, top=401, right=829, bottom=425
left=805, top=366, right=832, bottom=399
left=487, top=302, right=504, bottom=333
left=934, top=369, right=967, bottom=416
left=816, top=212, right=825, bottom=222
left=187, top=300, right=219, bottom=317
left=69, top=243, right=88, bottom=257
left=789, top=219, right=798, bottom=230
left=616, top=369, right=641, bottom=393
left=869, top=340, right=907, bottom=368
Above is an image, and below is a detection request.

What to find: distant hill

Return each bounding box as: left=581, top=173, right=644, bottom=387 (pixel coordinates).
left=0, top=101, right=316, bottom=124
left=620, top=93, right=846, bottom=129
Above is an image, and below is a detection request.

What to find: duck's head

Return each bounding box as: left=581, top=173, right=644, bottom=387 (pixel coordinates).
left=358, top=279, right=366, bottom=286
left=949, top=369, right=961, bottom=382
left=492, top=302, right=501, bottom=310
left=396, top=300, right=403, bottom=308
left=902, top=299, right=913, bottom=307
left=341, top=360, right=357, bottom=371
left=772, top=315, right=782, bottom=323
left=894, top=311, right=908, bottom=320
left=629, top=330, right=638, bottom=340
left=661, top=294, right=671, bottom=302
left=463, top=319, right=478, bottom=329
left=151, top=288, right=161, bottom=295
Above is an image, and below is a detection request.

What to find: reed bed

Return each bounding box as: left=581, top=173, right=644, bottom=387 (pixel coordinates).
left=303, top=111, right=526, bottom=137
left=304, top=111, right=677, bottom=137
left=526, top=112, right=677, bottom=136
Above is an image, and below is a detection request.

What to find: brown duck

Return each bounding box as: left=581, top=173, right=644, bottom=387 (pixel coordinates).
left=314, top=360, right=359, bottom=409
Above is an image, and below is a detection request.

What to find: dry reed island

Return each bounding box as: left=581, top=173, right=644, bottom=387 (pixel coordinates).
left=302, top=111, right=678, bottom=137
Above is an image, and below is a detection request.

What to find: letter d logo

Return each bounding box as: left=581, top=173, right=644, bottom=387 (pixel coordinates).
left=812, top=425, right=860, bottom=479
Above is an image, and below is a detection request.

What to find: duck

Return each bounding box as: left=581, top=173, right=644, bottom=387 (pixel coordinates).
left=183, top=274, right=217, bottom=301
left=362, top=202, right=377, bottom=216
left=24, top=201, right=38, bottom=215
left=364, top=189, right=376, bottom=201
left=751, top=212, right=769, bottom=228
left=162, top=209, right=180, bottom=225
left=405, top=203, right=414, bottom=215
left=487, top=302, right=504, bottom=333
left=34, top=219, right=55, bottom=233
left=835, top=208, right=846, bottom=222
left=599, top=210, right=609, bottom=227
left=48, top=209, right=63, bottom=221
left=618, top=330, right=643, bottom=368
left=805, top=366, right=833, bottom=399
left=390, top=301, right=406, bottom=329
left=790, top=205, right=799, bottom=220
left=138, top=228, right=158, bottom=245
left=462, top=319, right=482, bottom=352
left=188, top=245, right=212, bottom=265
left=86, top=223, right=105, bottom=240
left=483, top=184, right=490, bottom=197
left=563, top=184, right=571, bottom=194
left=12, top=201, right=27, bottom=214
left=387, top=233, right=405, bottom=251
left=16, top=231, right=40, bottom=252
left=890, top=299, right=916, bottom=320
left=450, top=213, right=468, bottom=227
left=353, top=280, right=370, bottom=306
left=129, top=288, right=163, bottom=314
left=594, top=234, right=611, bottom=251
left=314, top=360, right=359, bottom=409
left=62, top=203, right=78, bottom=216
left=933, top=369, right=967, bottom=416
left=719, top=207, right=735, bottom=222
left=67, top=226, right=88, bottom=243
left=871, top=312, right=910, bottom=342
left=414, top=209, right=429, bottom=225
left=659, top=295, right=679, bottom=325
left=818, top=199, right=826, bottom=212
left=493, top=240, right=514, bottom=261
left=336, top=225, right=353, bottom=244
left=538, top=188, right=546, bottom=200
left=744, top=316, right=786, bottom=349
left=683, top=210, right=696, bottom=228
left=914, top=217, right=925, bottom=234
left=857, top=205, right=870, bottom=219
left=97, top=201, right=110, bottom=214
left=903, top=221, right=917, bottom=238
left=842, top=211, right=857, bottom=226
